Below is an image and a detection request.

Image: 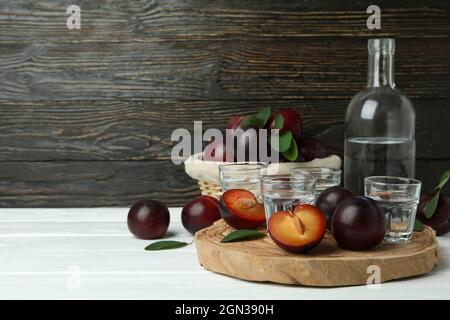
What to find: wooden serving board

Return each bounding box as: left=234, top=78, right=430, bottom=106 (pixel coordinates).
left=195, top=220, right=441, bottom=287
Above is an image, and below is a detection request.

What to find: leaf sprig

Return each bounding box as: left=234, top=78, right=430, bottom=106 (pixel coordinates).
left=240, top=107, right=272, bottom=129
left=414, top=170, right=450, bottom=232
left=144, top=230, right=266, bottom=251
left=145, top=240, right=191, bottom=251
left=424, top=170, right=450, bottom=219
left=221, top=229, right=266, bottom=243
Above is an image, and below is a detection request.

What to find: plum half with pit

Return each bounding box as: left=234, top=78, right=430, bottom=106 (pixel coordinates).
left=182, top=196, right=221, bottom=234
left=268, top=204, right=327, bottom=253
left=127, top=199, right=170, bottom=239
left=332, top=196, right=386, bottom=251
left=219, top=189, right=266, bottom=229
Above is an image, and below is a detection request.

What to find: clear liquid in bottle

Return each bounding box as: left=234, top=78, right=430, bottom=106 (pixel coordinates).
left=344, top=137, right=415, bottom=195
left=343, top=39, right=416, bottom=194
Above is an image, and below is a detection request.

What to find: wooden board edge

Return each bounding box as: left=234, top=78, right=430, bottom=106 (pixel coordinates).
left=194, top=224, right=441, bottom=287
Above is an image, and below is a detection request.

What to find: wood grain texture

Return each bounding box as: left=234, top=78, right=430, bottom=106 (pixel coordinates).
left=0, top=99, right=448, bottom=161
left=0, top=159, right=447, bottom=207
left=0, top=39, right=449, bottom=101
left=0, top=0, right=448, bottom=43
left=0, top=0, right=449, bottom=207
left=0, top=161, right=199, bottom=207
left=1, top=208, right=448, bottom=299
left=195, top=219, right=440, bottom=286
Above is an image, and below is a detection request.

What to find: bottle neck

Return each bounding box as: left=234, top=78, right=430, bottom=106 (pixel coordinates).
left=367, top=52, right=395, bottom=88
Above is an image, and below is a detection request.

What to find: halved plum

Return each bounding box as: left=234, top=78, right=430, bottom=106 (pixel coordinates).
left=268, top=204, right=326, bottom=253
left=219, top=189, right=266, bottom=229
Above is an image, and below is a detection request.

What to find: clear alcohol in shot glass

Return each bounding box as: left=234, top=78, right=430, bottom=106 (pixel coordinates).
left=261, top=175, right=316, bottom=224
left=219, top=162, right=267, bottom=201
left=290, top=167, right=341, bottom=199
left=365, top=176, right=421, bottom=243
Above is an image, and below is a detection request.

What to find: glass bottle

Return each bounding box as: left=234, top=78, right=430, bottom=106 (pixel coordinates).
left=344, top=38, right=416, bottom=195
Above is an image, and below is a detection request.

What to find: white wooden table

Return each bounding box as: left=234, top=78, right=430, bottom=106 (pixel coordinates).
left=0, top=208, right=448, bottom=300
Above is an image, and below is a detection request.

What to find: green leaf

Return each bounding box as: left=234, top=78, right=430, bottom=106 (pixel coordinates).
left=270, top=131, right=293, bottom=152
left=221, top=230, right=266, bottom=243
left=413, top=219, right=424, bottom=232
left=424, top=192, right=439, bottom=219
left=145, top=241, right=189, bottom=251
left=255, top=107, right=271, bottom=127
left=424, top=170, right=450, bottom=218
left=436, top=170, right=450, bottom=190
left=274, top=114, right=284, bottom=130
left=282, top=139, right=299, bottom=162
left=240, top=116, right=264, bottom=129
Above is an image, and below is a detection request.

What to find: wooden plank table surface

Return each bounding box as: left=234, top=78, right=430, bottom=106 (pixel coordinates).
left=0, top=208, right=448, bottom=300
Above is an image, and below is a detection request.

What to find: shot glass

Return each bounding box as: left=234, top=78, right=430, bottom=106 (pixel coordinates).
left=219, top=162, right=267, bottom=200
left=290, top=167, right=341, bottom=199
left=365, top=176, right=422, bottom=243
left=261, top=174, right=316, bottom=224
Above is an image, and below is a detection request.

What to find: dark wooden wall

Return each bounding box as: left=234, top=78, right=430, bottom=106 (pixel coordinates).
left=0, top=0, right=449, bottom=207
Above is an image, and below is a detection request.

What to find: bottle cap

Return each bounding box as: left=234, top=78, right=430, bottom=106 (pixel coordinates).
left=368, top=38, right=395, bottom=54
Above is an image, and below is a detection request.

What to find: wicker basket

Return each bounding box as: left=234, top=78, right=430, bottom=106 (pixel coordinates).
left=185, top=153, right=342, bottom=199
left=198, top=180, right=223, bottom=199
